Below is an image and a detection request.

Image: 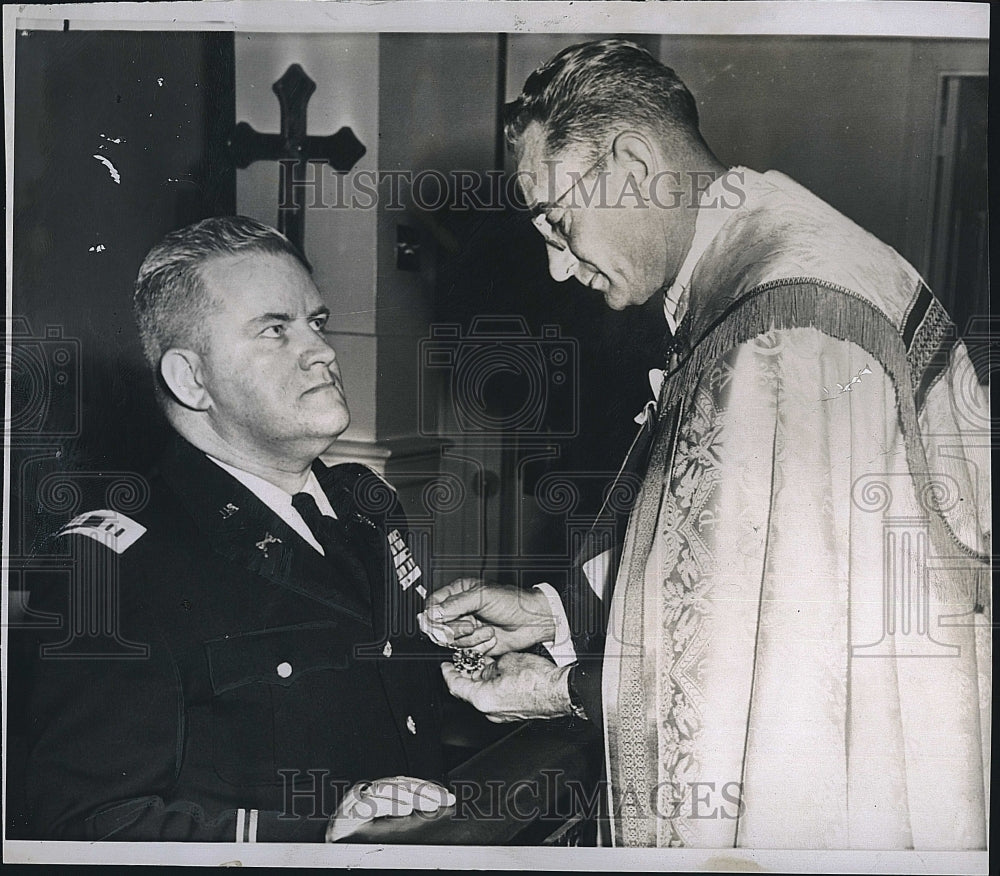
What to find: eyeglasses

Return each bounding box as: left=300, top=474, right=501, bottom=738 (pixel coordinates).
left=529, top=145, right=613, bottom=251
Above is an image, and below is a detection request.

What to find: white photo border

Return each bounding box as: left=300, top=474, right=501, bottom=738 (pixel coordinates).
left=3, top=2, right=990, bottom=872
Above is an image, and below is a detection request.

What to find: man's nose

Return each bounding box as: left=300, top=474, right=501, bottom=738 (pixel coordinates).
left=546, top=245, right=578, bottom=282
left=298, top=327, right=337, bottom=370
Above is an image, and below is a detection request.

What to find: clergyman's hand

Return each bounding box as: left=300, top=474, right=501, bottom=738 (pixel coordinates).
left=440, top=652, right=573, bottom=723
left=325, top=777, right=455, bottom=842
left=418, top=578, right=555, bottom=657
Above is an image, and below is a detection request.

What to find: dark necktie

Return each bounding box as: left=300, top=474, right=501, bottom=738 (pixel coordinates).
left=291, top=491, right=371, bottom=602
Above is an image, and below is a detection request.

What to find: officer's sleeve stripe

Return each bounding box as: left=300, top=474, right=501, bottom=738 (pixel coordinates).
left=249, top=809, right=259, bottom=843
left=235, top=808, right=246, bottom=842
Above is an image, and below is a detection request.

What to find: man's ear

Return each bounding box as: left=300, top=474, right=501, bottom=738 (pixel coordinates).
left=611, top=131, right=657, bottom=193
left=160, top=348, right=211, bottom=411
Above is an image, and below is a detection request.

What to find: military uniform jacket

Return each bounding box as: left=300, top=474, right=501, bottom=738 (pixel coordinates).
left=21, top=436, right=444, bottom=842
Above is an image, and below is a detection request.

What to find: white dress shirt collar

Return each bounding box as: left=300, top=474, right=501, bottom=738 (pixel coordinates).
left=663, top=166, right=753, bottom=332
left=206, top=456, right=336, bottom=555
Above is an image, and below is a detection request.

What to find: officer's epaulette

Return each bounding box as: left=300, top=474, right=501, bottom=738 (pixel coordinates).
left=56, top=509, right=147, bottom=555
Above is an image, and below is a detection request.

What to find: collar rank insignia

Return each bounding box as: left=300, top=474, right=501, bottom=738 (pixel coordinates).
left=256, top=532, right=282, bottom=558
left=219, top=502, right=239, bottom=519
left=352, top=512, right=377, bottom=530
left=387, top=528, right=422, bottom=594
left=57, top=509, right=147, bottom=555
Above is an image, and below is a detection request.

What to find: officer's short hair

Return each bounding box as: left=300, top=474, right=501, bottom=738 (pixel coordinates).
left=133, top=215, right=309, bottom=370
left=504, top=39, right=701, bottom=164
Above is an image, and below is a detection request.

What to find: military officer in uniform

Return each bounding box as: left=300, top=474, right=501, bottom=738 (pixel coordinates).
left=20, top=216, right=453, bottom=842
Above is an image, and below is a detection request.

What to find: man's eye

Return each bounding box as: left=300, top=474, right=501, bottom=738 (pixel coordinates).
left=260, top=324, right=286, bottom=338
left=309, top=316, right=329, bottom=333
left=548, top=212, right=569, bottom=237
left=531, top=213, right=567, bottom=251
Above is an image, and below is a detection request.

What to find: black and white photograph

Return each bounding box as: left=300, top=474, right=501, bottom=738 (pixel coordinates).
left=2, top=1, right=991, bottom=870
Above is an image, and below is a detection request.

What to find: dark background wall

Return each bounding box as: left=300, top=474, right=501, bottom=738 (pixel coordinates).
left=658, top=35, right=989, bottom=326
left=10, top=30, right=235, bottom=559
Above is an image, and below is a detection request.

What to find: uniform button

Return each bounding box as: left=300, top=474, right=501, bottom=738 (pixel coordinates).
left=276, top=662, right=293, bottom=678
left=382, top=641, right=392, bottom=658
left=406, top=715, right=417, bottom=735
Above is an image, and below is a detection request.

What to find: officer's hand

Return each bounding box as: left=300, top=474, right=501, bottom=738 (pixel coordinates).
left=418, top=578, right=554, bottom=657
left=440, top=652, right=573, bottom=722
left=325, top=777, right=455, bottom=842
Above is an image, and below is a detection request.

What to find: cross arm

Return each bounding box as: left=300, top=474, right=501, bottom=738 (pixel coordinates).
left=303, top=129, right=366, bottom=172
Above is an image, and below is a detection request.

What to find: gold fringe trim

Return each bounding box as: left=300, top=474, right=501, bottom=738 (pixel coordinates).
left=661, top=278, right=985, bottom=567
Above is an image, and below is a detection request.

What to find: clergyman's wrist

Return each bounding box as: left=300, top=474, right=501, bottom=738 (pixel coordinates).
left=565, top=663, right=589, bottom=721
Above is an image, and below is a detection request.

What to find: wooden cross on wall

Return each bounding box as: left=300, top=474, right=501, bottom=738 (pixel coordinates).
left=228, top=63, right=366, bottom=254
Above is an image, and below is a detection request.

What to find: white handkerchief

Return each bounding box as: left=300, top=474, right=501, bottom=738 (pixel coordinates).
left=581, top=548, right=613, bottom=601
left=417, top=611, right=454, bottom=647
left=634, top=400, right=656, bottom=426
left=648, top=368, right=665, bottom=398
left=634, top=369, right=666, bottom=425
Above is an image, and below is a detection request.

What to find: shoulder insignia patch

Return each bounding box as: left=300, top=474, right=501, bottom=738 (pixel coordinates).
left=57, top=509, right=147, bottom=554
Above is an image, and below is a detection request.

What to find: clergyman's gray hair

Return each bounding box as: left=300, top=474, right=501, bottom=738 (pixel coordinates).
left=504, top=39, right=702, bottom=163
left=133, top=215, right=308, bottom=371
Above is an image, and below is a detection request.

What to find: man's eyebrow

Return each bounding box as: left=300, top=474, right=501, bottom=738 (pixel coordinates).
left=249, top=311, right=293, bottom=325
left=247, top=307, right=331, bottom=327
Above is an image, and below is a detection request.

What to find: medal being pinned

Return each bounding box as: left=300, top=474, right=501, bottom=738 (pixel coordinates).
left=450, top=648, right=488, bottom=676
left=418, top=607, right=493, bottom=677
